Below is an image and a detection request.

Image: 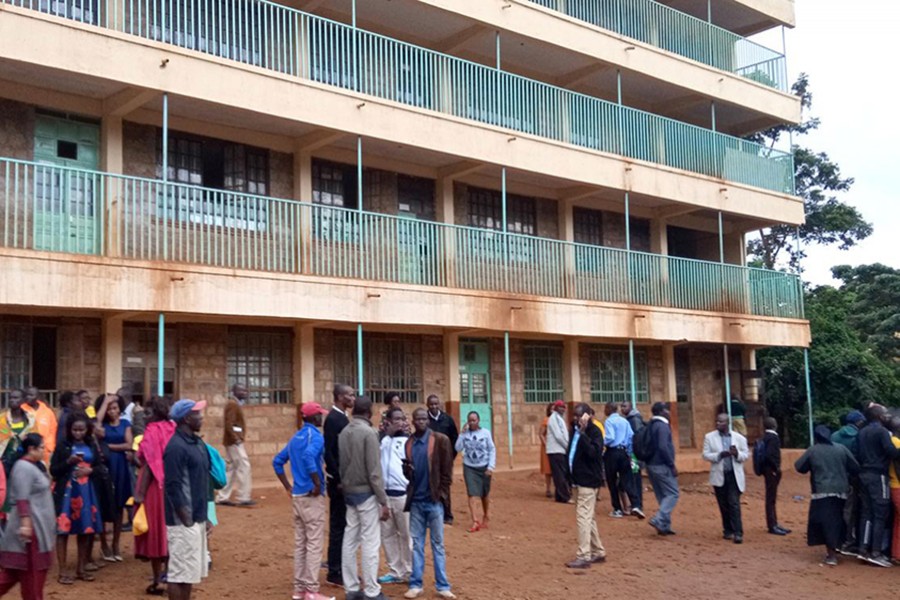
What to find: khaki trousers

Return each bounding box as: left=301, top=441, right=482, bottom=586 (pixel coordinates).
left=380, top=495, right=412, bottom=579
left=574, top=486, right=606, bottom=561
left=342, top=496, right=382, bottom=597
left=216, top=443, right=252, bottom=503
left=293, top=495, right=326, bottom=595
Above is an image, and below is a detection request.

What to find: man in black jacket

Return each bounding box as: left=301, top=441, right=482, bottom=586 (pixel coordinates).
left=856, top=404, right=900, bottom=568
left=565, top=403, right=606, bottom=569
left=426, top=395, right=459, bottom=525
left=761, top=417, right=790, bottom=535
left=324, top=384, right=355, bottom=586
left=645, top=402, right=679, bottom=536
left=621, top=401, right=645, bottom=517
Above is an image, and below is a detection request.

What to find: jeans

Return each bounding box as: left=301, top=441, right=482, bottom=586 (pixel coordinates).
left=646, top=464, right=679, bottom=531
left=409, top=501, right=450, bottom=592
left=858, top=471, right=891, bottom=555
left=714, top=470, right=743, bottom=536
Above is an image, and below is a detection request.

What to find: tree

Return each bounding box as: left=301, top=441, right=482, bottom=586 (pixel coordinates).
left=832, top=263, right=900, bottom=362
left=746, top=74, right=872, bottom=271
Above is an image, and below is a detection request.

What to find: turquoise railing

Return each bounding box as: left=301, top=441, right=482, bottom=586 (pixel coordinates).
left=527, top=0, right=787, bottom=91
left=0, top=158, right=804, bottom=318
left=6, top=0, right=794, bottom=195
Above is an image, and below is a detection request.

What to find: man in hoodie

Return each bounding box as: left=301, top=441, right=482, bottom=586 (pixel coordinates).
left=832, top=410, right=865, bottom=555
left=378, top=407, right=411, bottom=586
left=645, top=402, right=678, bottom=536
left=855, top=404, right=900, bottom=568
left=546, top=400, right=571, bottom=503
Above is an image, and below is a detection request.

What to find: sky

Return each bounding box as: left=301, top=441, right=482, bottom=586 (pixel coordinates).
left=751, top=0, right=900, bottom=286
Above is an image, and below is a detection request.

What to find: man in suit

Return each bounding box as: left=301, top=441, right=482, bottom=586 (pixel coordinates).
left=702, top=413, right=750, bottom=544
left=760, top=417, right=790, bottom=535
left=324, top=384, right=356, bottom=587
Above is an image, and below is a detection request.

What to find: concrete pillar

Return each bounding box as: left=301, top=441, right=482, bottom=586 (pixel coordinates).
left=436, top=178, right=457, bottom=287
left=443, top=331, right=461, bottom=406
left=661, top=343, right=680, bottom=448
left=650, top=218, right=668, bottom=255
left=293, top=323, right=315, bottom=407
left=741, top=347, right=758, bottom=403
left=101, top=315, right=124, bottom=394
left=101, top=116, right=123, bottom=258
left=558, top=199, right=576, bottom=298
left=724, top=231, right=745, bottom=265
left=562, top=339, right=581, bottom=405
left=293, top=147, right=313, bottom=273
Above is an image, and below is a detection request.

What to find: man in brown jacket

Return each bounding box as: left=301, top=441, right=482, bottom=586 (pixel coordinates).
left=216, top=384, right=254, bottom=506
left=403, top=408, right=455, bottom=599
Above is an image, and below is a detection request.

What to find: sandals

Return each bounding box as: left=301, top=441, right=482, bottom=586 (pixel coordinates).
left=467, top=523, right=481, bottom=533
left=83, top=562, right=100, bottom=572
left=76, top=572, right=96, bottom=582
left=146, top=583, right=166, bottom=596
left=57, top=574, right=75, bottom=585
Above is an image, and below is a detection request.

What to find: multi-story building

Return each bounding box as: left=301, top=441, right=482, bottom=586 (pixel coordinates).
left=0, top=0, right=807, bottom=474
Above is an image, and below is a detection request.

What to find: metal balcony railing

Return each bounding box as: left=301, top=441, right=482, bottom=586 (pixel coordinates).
left=5, top=0, right=794, bottom=195
left=0, top=157, right=804, bottom=318
left=527, top=0, right=788, bottom=91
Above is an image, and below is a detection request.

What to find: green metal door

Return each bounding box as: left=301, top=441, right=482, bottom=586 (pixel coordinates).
left=459, top=340, right=491, bottom=432
left=33, top=114, right=101, bottom=254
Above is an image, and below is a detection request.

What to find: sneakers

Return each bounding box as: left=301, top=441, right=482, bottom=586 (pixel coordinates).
left=345, top=592, right=365, bottom=600
left=378, top=574, right=407, bottom=585
left=837, top=544, right=859, bottom=557
left=238, top=500, right=257, bottom=507
left=865, top=553, right=893, bottom=568
left=630, top=507, right=646, bottom=520
left=437, top=591, right=457, bottom=599
left=608, top=510, right=625, bottom=519
left=404, top=588, right=424, bottom=599
left=565, top=558, right=592, bottom=569
left=590, top=554, right=607, bottom=564
left=304, top=593, right=336, bottom=600
left=823, top=556, right=838, bottom=567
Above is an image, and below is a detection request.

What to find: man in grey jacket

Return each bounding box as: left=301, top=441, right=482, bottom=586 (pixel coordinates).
left=339, top=396, right=391, bottom=600
left=546, top=400, right=571, bottom=503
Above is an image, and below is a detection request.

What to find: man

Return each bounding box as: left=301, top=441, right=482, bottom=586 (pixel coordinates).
left=832, top=409, right=866, bottom=555
left=760, top=417, right=790, bottom=535
left=621, top=401, right=645, bottom=516
left=564, top=403, right=606, bottom=569
left=888, top=416, right=900, bottom=565
left=545, top=400, right=571, bottom=504
left=273, top=402, right=334, bottom=600
left=404, top=408, right=455, bottom=599
left=855, top=404, right=900, bottom=567
left=425, top=395, right=458, bottom=525
left=727, top=395, right=747, bottom=436
left=216, top=384, right=254, bottom=507
left=324, top=384, right=355, bottom=587
left=378, top=407, right=412, bottom=586
left=645, top=402, right=679, bottom=536
left=702, top=413, right=750, bottom=544
left=163, top=399, right=210, bottom=600
left=22, top=386, right=56, bottom=463
left=603, top=403, right=642, bottom=519
left=338, top=396, right=390, bottom=600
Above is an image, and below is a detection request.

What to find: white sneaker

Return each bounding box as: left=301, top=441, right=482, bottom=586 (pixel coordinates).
left=404, top=589, right=424, bottom=599
left=437, top=591, right=457, bottom=599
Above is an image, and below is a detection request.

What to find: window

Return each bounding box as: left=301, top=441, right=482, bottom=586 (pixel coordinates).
left=312, top=160, right=357, bottom=208
left=573, top=207, right=603, bottom=246
left=227, top=328, right=293, bottom=405
left=523, top=343, right=564, bottom=404
left=333, top=333, right=422, bottom=404
left=121, top=324, right=177, bottom=405
left=589, top=346, right=649, bottom=404
left=467, top=187, right=535, bottom=235
left=156, top=132, right=270, bottom=231
left=0, top=324, right=31, bottom=401
left=397, top=175, right=435, bottom=220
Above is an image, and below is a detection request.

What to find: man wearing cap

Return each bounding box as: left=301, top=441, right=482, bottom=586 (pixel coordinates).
left=273, top=402, right=334, bottom=600
left=832, top=409, right=866, bottom=555
left=546, top=400, right=571, bottom=503
left=217, top=383, right=254, bottom=507
left=164, top=399, right=210, bottom=600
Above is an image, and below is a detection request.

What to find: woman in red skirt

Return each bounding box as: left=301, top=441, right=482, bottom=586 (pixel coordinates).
left=133, top=397, right=175, bottom=596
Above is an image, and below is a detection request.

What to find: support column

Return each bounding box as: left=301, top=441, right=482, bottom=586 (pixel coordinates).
left=504, top=331, right=513, bottom=469
left=661, top=343, right=681, bottom=448
left=101, top=315, right=124, bottom=394
left=293, top=323, right=315, bottom=406
left=740, top=347, right=758, bottom=403
left=293, top=145, right=313, bottom=274
left=561, top=339, right=581, bottom=405
left=558, top=198, right=576, bottom=298
left=443, top=331, right=461, bottom=406
left=101, top=116, right=123, bottom=258
left=436, top=177, right=457, bottom=288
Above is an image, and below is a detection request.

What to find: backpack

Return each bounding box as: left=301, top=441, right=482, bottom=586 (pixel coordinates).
left=206, top=442, right=228, bottom=490
left=752, top=438, right=767, bottom=477
left=632, top=421, right=656, bottom=462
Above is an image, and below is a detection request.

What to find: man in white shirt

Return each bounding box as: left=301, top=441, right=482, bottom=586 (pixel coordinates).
left=702, top=413, right=750, bottom=544
left=546, top=400, right=571, bottom=503
left=378, top=407, right=412, bottom=585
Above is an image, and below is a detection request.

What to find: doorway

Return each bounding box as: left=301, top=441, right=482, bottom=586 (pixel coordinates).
left=459, top=340, right=492, bottom=432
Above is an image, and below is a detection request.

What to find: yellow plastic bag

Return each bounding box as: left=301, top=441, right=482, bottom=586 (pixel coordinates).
left=133, top=504, right=149, bottom=536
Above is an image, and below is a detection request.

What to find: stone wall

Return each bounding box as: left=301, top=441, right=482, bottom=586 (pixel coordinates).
left=122, top=121, right=157, bottom=178
left=0, top=99, right=34, bottom=160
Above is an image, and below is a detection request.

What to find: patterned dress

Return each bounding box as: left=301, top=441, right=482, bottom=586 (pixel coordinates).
left=55, top=442, right=103, bottom=536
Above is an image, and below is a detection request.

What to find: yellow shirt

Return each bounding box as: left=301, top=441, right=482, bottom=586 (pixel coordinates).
left=889, top=436, right=900, bottom=489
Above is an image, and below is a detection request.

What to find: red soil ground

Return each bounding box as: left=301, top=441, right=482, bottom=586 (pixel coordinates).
left=42, top=470, right=894, bottom=600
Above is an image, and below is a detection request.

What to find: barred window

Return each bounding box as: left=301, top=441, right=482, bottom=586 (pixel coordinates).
left=227, top=328, right=293, bottom=405
left=523, top=343, right=564, bottom=404
left=312, top=159, right=357, bottom=208
left=573, top=207, right=603, bottom=246
left=467, top=187, right=535, bottom=235
left=589, top=346, right=649, bottom=404
left=0, top=324, right=31, bottom=403
left=333, top=333, right=422, bottom=404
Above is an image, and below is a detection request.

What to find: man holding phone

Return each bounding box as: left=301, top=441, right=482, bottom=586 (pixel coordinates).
left=702, top=413, right=750, bottom=544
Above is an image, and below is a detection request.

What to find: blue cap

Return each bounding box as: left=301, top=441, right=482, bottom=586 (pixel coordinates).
left=846, top=410, right=865, bottom=425
left=170, top=399, right=207, bottom=422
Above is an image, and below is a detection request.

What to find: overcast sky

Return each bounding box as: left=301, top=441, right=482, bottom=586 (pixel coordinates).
left=752, top=0, right=899, bottom=286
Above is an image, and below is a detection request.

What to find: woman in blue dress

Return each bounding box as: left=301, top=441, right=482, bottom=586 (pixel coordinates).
left=95, top=393, right=133, bottom=561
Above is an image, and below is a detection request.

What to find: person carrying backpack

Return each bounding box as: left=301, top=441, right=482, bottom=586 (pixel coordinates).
left=758, top=417, right=790, bottom=536
left=641, top=402, right=678, bottom=536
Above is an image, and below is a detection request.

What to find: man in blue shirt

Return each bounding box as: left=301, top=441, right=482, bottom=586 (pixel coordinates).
left=603, top=403, right=643, bottom=519
left=273, top=402, right=334, bottom=600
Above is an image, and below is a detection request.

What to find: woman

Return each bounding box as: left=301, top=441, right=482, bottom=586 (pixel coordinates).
left=455, top=411, right=496, bottom=533
left=134, top=396, right=175, bottom=596
left=539, top=404, right=552, bottom=498
left=0, top=433, right=56, bottom=599
left=51, top=413, right=105, bottom=584
left=795, top=425, right=860, bottom=566
left=378, top=392, right=408, bottom=438
left=0, top=389, right=36, bottom=515
left=95, top=393, right=134, bottom=561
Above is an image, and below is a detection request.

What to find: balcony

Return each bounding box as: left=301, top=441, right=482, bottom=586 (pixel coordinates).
left=526, top=0, right=788, bottom=91
left=2, top=0, right=794, bottom=196
left=0, top=157, right=803, bottom=319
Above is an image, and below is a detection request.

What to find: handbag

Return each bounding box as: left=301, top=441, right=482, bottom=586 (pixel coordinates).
left=133, top=503, right=149, bottom=536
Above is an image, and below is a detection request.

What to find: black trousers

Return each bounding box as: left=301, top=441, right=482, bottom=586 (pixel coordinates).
left=443, top=455, right=456, bottom=523
left=326, top=478, right=346, bottom=579
left=764, top=469, right=781, bottom=530
left=858, top=471, right=891, bottom=555
left=842, top=480, right=860, bottom=547
left=604, top=447, right=639, bottom=511
left=714, top=470, right=743, bottom=536
left=548, top=453, right=571, bottom=503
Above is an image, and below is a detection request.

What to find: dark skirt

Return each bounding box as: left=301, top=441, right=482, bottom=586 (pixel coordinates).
left=463, top=465, right=492, bottom=498
left=807, top=497, right=846, bottom=549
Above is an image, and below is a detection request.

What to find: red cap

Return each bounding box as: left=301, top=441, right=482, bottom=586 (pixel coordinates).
left=301, top=402, right=329, bottom=418
left=552, top=400, right=566, bottom=409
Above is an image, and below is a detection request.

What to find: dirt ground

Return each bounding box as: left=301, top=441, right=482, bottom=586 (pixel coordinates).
left=41, top=469, right=895, bottom=600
